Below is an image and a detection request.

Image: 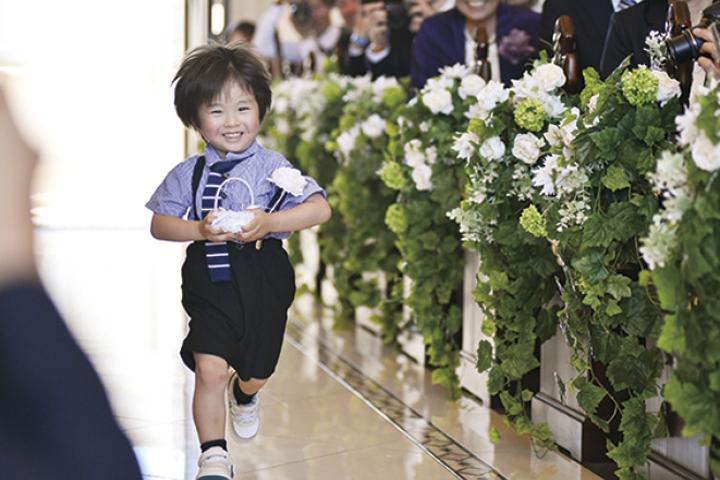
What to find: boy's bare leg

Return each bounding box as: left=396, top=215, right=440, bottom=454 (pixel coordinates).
left=235, top=377, right=267, bottom=397
left=193, top=353, right=230, bottom=443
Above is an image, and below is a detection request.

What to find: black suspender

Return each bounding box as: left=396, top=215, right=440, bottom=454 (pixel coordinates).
left=191, top=155, right=206, bottom=221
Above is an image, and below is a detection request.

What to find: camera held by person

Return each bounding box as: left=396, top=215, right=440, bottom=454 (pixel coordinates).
left=666, top=0, right=720, bottom=67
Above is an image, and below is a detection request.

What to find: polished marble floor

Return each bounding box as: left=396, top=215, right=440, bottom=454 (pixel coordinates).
left=33, top=226, right=603, bottom=480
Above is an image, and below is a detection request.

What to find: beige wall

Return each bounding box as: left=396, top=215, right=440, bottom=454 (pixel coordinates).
left=227, top=0, right=276, bottom=26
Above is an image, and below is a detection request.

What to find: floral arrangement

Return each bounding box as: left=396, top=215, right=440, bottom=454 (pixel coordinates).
left=449, top=58, right=573, bottom=452
left=524, top=61, right=682, bottom=478
left=323, top=74, right=407, bottom=333
left=640, top=80, right=720, bottom=477
left=379, top=64, right=484, bottom=397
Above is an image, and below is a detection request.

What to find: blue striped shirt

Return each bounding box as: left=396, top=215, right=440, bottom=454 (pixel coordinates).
left=146, top=141, right=325, bottom=240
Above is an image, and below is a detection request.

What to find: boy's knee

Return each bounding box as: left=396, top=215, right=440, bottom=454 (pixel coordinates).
left=194, top=353, right=228, bottom=389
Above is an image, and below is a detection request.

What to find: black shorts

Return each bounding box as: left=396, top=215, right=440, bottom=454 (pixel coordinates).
left=179, top=239, right=295, bottom=381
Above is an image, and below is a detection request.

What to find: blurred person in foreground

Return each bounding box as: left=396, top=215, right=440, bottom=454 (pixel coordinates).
left=0, top=83, right=143, bottom=480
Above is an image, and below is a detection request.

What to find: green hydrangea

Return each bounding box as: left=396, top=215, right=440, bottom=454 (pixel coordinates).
left=515, top=99, right=546, bottom=132
left=622, top=67, right=658, bottom=106
left=382, top=86, right=406, bottom=110
left=385, top=203, right=408, bottom=234
left=321, top=81, right=344, bottom=103
left=519, top=205, right=547, bottom=237
left=378, top=161, right=406, bottom=190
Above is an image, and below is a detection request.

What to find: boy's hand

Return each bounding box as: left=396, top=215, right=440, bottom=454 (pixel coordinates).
left=199, top=210, right=235, bottom=242
left=235, top=209, right=273, bottom=243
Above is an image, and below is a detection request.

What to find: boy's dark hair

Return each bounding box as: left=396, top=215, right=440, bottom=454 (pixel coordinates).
left=173, top=42, right=272, bottom=128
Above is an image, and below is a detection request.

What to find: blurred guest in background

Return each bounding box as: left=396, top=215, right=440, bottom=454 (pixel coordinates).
left=411, top=0, right=540, bottom=89
left=253, top=0, right=343, bottom=78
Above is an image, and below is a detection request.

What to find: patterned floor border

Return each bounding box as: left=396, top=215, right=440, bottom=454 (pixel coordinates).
left=285, top=320, right=507, bottom=480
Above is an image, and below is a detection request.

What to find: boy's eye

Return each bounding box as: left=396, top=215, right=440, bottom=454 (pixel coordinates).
left=239, top=107, right=249, bottom=112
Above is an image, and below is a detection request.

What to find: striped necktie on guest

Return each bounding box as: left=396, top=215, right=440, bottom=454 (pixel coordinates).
left=202, top=160, right=240, bottom=283
left=617, top=0, right=636, bottom=10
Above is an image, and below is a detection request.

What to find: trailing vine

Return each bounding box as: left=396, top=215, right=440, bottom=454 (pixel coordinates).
left=641, top=79, right=720, bottom=478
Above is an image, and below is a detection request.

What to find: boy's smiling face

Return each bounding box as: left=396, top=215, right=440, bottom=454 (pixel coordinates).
left=196, top=80, right=260, bottom=160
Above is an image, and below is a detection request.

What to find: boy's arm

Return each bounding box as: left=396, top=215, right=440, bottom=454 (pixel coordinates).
left=236, top=193, right=331, bottom=243
left=150, top=212, right=235, bottom=243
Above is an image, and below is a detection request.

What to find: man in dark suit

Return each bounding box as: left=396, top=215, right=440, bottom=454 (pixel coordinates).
left=600, top=0, right=669, bottom=78
left=539, top=0, right=615, bottom=87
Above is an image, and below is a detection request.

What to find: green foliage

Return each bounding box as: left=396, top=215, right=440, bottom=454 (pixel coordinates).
left=645, top=79, right=720, bottom=476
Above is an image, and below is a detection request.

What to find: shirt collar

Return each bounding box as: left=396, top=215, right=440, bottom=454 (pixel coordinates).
left=204, top=140, right=259, bottom=167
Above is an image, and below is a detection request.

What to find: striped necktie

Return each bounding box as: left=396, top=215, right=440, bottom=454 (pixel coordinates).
left=202, top=160, right=240, bottom=283
left=617, top=0, right=635, bottom=10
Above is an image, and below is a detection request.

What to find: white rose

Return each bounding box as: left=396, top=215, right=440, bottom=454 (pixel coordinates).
left=361, top=114, right=386, bottom=139
left=337, top=125, right=360, bottom=159
left=691, top=130, right=720, bottom=171
left=439, top=63, right=471, bottom=79
left=480, top=136, right=506, bottom=161
left=268, top=167, right=307, bottom=196
left=653, top=70, right=681, bottom=105
left=464, top=103, right=491, bottom=121
left=476, top=80, right=509, bottom=111
left=412, top=163, right=434, bottom=191
left=423, top=88, right=454, bottom=115
left=452, top=131, right=480, bottom=160
left=372, top=76, right=400, bottom=102
left=404, top=139, right=426, bottom=168
left=534, top=64, right=566, bottom=92
left=459, top=74, right=487, bottom=99
left=512, top=133, right=545, bottom=165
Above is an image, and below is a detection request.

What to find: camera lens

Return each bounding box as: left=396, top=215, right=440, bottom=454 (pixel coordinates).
left=385, top=4, right=409, bottom=30
left=666, top=28, right=705, bottom=66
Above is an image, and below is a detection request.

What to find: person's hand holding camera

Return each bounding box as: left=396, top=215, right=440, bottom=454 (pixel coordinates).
left=356, top=2, right=389, bottom=52
left=407, top=0, right=435, bottom=33
left=695, top=27, right=720, bottom=77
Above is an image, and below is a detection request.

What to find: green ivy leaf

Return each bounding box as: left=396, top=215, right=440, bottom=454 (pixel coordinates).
left=583, top=214, right=613, bottom=247
left=607, top=274, right=632, bottom=300
left=572, top=376, right=607, bottom=415
left=602, top=165, right=631, bottom=191
left=572, top=252, right=609, bottom=284
left=476, top=340, right=494, bottom=373
left=489, top=425, right=502, bottom=443
left=657, top=314, right=685, bottom=354
left=591, top=128, right=623, bottom=161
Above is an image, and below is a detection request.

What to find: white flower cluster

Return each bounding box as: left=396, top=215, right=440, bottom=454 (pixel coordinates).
left=675, top=91, right=720, bottom=171
left=533, top=154, right=591, bottom=230
left=644, top=30, right=668, bottom=72
left=404, top=139, right=436, bottom=191
left=640, top=151, right=691, bottom=270
left=511, top=63, right=567, bottom=117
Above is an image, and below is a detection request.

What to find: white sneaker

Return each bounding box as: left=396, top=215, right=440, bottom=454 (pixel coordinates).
left=227, top=371, right=260, bottom=440
left=196, top=446, right=233, bottom=480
